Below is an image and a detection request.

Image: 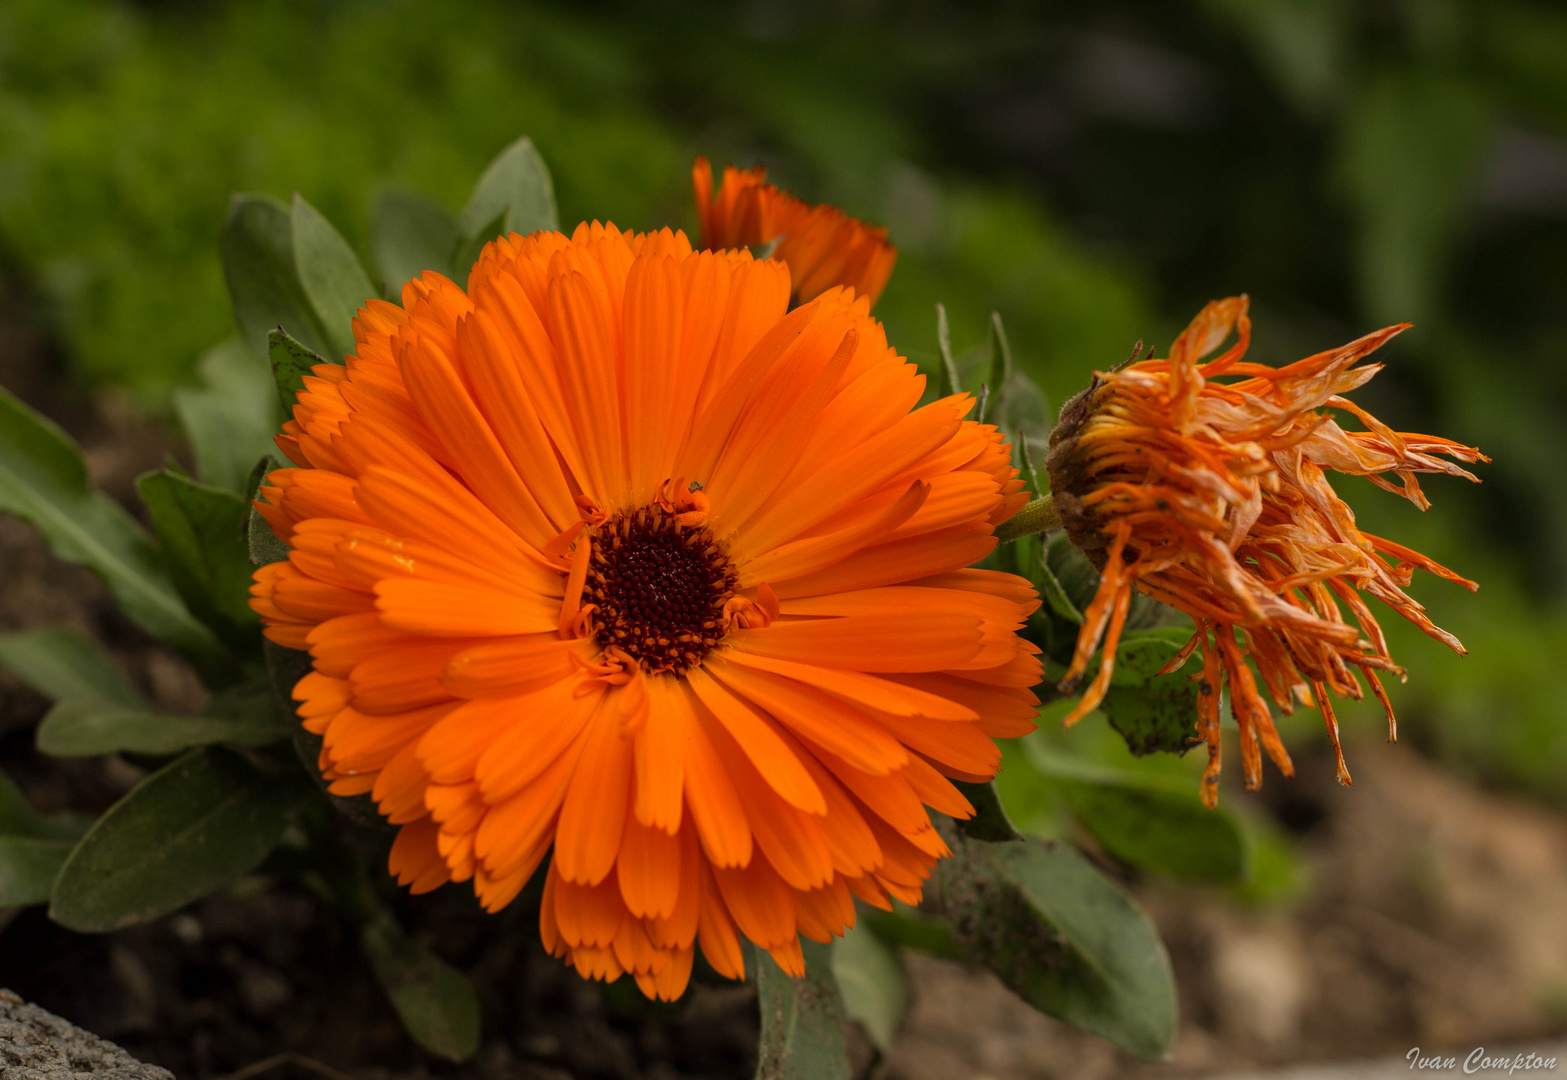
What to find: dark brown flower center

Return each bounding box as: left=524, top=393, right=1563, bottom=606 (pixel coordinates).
left=585, top=506, right=737, bottom=674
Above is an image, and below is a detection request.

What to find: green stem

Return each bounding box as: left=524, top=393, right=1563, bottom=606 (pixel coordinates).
left=994, top=494, right=1061, bottom=544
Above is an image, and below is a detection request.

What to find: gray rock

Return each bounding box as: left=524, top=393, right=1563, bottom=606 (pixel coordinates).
left=0, top=989, right=172, bottom=1080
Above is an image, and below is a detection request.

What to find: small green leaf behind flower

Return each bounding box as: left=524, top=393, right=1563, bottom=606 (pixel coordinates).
left=832, top=921, right=909, bottom=1054
left=457, top=135, right=560, bottom=252
left=373, top=189, right=459, bottom=292
left=1020, top=740, right=1247, bottom=883
left=222, top=194, right=333, bottom=360
left=138, top=468, right=261, bottom=652
left=452, top=208, right=508, bottom=287
left=292, top=192, right=377, bottom=360
left=173, top=338, right=282, bottom=496
left=268, top=328, right=330, bottom=416
left=753, top=939, right=852, bottom=1080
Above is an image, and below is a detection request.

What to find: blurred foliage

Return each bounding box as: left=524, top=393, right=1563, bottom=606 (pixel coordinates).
left=1, top=0, right=1565, bottom=802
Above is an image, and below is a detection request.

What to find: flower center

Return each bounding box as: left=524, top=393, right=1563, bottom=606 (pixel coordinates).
left=585, top=505, right=737, bottom=674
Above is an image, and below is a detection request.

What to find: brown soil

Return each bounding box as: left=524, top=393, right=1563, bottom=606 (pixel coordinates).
left=3, top=303, right=1565, bottom=1080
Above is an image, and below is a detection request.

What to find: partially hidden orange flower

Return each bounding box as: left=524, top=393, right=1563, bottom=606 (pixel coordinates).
left=250, top=222, right=1038, bottom=999
left=1046, top=297, right=1487, bottom=808
left=693, top=157, right=897, bottom=309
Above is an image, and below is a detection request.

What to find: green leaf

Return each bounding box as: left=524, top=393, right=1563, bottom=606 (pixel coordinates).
left=0, top=837, right=73, bottom=909
left=753, top=939, right=851, bottom=1080
left=951, top=779, right=1021, bottom=842
left=0, top=626, right=144, bottom=707
left=833, top=922, right=908, bottom=1052
left=1100, top=629, right=1201, bottom=758
left=249, top=497, right=291, bottom=571
left=1023, top=744, right=1247, bottom=883
left=860, top=907, right=965, bottom=961
left=0, top=769, right=91, bottom=844
left=360, top=910, right=482, bottom=1062
left=269, top=327, right=330, bottom=415
left=221, top=193, right=331, bottom=359
left=373, top=189, right=458, bottom=290
left=1019, top=431, right=1043, bottom=497
left=984, top=310, right=1013, bottom=410
left=37, top=695, right=287, bottom=758
left=1035, top=547, right=1083, bottom=626
left=452, top=207, right=507, bottom=287
left=1045, top=534, right=1160, bottom=628
left=937, top=834, right=1177, bottom=1059
left=0, top=770, right=42, bottom=836
left=457, top=135, right=559, bottom=243
left=293, top=193, right=376, bottom=360
left=138, top=469, right=258, bottom=645
left=935, top=302, right=962, bottom=399
left=0, top=391, right=221, bottom=664
left=48, top=746, right=303, bottom=932
left=173, top=338, right=282, bottom=495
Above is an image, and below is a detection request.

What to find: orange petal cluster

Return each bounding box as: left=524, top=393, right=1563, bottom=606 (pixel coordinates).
left=1046, top=297, right=1487, bottom=807
left=692, top=157, right=897, bottom=309
left=250, top=222, right=1037, bottom=999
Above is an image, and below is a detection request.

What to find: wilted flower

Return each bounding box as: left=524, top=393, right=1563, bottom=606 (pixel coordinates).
left=251, top=223, right=1037, bottom=998
left=1046, top=297, right=1487, bottom=807
left=692, top=157, right=897, bottom=308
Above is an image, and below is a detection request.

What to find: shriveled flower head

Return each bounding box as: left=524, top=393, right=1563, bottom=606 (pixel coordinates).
left=1046, top=297, right=1486, bottom=808
left=692, top=157, right=897, bottom=309
left=250, top=222, right=1038, bottom=999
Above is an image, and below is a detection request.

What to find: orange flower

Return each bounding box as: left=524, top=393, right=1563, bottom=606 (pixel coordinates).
left=692, top=157, right=898, bottom=309
left=1046, top=297, right=1486, bottom=807
left=250, top=222, right=1037, bottom=999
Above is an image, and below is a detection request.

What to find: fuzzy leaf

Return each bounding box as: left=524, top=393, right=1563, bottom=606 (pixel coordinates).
left=268, top=327, right=330, bottom=415
left=952, top=779, right=1022, bottom=842
left=373, top=189, right=457, bottom=290
left=221, top=194, right=331, bottom=359
left=138, top=469, right=258, bottom=646
left=48, top=746, right=304, bottom=931
left=935, top=302, right=962, bottom=399
left=248, top=502, right=291, bottom=570
left=937, top=833, right=1177, bottom=1059
left=1022, top=744, right=1247, bottom=882
left=293, top=193, right=377, bottom=359
left=860, top=908, right=965, bottom=961
left=1102, top=629, right=1201, bottom=757
left=360, top=910, right=482, bottom=1061
left=452, top=208, right=506, bottom=286
left=458, top=135, right=559, bottom=242
left=754, top=940, right=851, bottom=1080
left=173, top=338, right=281, bottom=495
left=0, top=387, right=222, bottom=665
left=1035, top=548, right=1083, bottom=625
left=833, top=922, right=909, bottom=1052
left=0, top=626, right=145, bottom=707
left=979, top=310, right=1013, bottom=425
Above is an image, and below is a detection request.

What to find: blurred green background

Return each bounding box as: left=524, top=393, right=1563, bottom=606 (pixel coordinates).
left=1, top=0, right=1563, bottom=800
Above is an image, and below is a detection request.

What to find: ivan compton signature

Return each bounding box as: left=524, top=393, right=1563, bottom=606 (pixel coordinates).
left=1407, top=1048, right=1559, bottom=1074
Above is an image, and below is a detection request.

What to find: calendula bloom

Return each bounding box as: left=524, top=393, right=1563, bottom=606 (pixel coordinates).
left=1046, top=297, right=1486, bottom=807
left=250, top=223, right=1038, bottom=999
left=692, top=157, right=897, bottom=309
